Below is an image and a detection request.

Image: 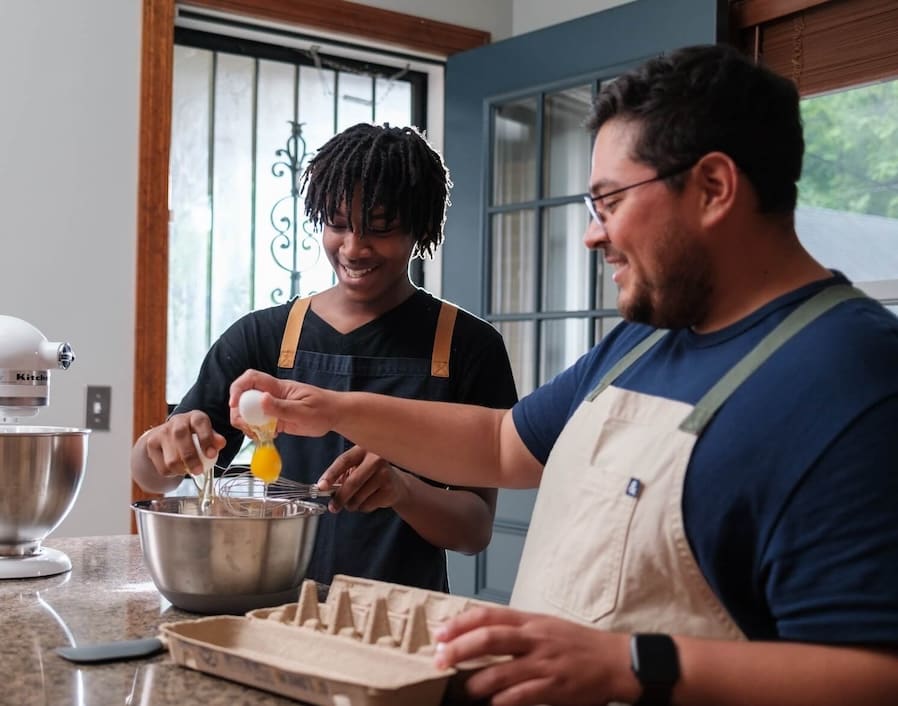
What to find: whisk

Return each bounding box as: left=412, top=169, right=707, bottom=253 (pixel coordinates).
left=211, top=390, right=340, bottom=517
left=190, top=433, right=216, bottom=513
left=216, top=470, right=340, bottom=517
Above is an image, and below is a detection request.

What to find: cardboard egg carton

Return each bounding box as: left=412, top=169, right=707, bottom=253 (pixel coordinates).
left=249, top=575, right=495, bottom=653
left=160, top=575, right=502, bottom=706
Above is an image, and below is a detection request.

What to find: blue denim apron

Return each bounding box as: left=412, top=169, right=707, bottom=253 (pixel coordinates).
left=275, top=295, right=458, bottom=590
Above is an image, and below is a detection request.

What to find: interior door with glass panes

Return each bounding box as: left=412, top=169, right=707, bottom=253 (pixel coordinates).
left=442, top=0, right=725, bottom=602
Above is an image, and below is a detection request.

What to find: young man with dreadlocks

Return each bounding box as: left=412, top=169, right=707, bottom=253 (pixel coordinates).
left=131, top=123, right=518, bottom=591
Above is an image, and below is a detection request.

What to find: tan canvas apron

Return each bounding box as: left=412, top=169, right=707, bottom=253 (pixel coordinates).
left=511, top=285, right=864, bottom=642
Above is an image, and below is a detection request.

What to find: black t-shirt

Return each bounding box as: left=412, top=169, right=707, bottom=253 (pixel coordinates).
left=176, top=289, right=518, bottom=589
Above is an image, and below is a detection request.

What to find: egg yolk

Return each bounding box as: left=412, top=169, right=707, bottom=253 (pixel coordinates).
left=250, top=442, right=282, bottom=484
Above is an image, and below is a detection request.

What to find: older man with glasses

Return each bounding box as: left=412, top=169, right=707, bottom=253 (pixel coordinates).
left=230, top=43, right=898, bottom=706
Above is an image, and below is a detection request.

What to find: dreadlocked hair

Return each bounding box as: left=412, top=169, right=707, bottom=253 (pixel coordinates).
left=300, top=123, right=452, bottom=259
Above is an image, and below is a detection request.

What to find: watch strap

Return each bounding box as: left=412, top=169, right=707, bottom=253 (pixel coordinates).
left=630, top=633, right=680, bottom=706
left=634, top=683, right=674, bottom=706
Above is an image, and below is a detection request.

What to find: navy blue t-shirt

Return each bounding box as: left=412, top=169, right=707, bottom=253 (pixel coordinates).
left=513, top=274, right=898, bottom=646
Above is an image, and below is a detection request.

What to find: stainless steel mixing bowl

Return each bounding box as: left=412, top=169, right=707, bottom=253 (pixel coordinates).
left=132, top=496, right=325, bottom=614
left=0, top=426, right=90, bottom=555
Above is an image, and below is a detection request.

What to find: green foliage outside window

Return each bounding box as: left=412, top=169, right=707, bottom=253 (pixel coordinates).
left=800, top=79, right=898, bottom=219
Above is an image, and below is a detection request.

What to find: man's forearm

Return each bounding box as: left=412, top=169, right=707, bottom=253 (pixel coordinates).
left=672, top=636, right=898, bottom=706
left=331, top=392, right=523, bottom=488
left=392, top=476, right=494, bottom=554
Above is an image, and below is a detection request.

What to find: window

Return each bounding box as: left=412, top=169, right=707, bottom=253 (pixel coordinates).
left=486, top=83, right=619, bottom=396
left=734, top=0, right=898, bottom=313
left=167, top=29, right=425, bottom=405
left=797, top=77, right=898, bottom=310
left=133, top=0, right=488, bottom=512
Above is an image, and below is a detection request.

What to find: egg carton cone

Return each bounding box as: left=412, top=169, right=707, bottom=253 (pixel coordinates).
left=161, top=574, right=505, bottom=706
left=251, top=575, right=497, bottom=652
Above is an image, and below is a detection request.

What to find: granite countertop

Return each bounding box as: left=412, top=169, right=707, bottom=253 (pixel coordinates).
left=0, top=535, right=311, bottom=706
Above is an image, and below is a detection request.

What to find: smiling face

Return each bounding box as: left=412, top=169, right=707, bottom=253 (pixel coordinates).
left=586, top=119, right=712, bottom=329
left=322, top=190, right=417, bottom=309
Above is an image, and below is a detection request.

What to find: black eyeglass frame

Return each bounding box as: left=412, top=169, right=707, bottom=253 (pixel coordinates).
left=583, top=160, right=698, bottom=225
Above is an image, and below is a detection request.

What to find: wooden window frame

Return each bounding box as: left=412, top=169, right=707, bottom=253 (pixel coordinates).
left=132, top=0, right=490, bottom=513
left=730, top=0, right=832, bottom=28
left=731, top=0, right=898, bottom=95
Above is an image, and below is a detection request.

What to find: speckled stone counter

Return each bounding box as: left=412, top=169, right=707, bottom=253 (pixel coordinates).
left=0, top=535, right=313, bottom=706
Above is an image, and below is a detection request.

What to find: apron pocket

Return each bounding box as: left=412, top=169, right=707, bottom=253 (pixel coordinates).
left=542, top=469, right=640, bottom=624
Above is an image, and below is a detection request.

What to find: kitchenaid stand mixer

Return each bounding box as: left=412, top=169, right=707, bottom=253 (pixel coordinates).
left=0, top=315, right=90, bottom=579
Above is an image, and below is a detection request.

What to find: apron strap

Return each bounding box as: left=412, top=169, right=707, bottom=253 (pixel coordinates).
left=431, top=302, right=458, bottom=378
left=680, top=284, right=867, bottom=434
left=586, top=329, right=667, bottom=401
left=277, top=296, right=459, bottom=378
left=277, top=296, right=312, bottom=369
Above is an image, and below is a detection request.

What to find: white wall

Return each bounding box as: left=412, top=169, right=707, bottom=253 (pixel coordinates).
left=358, top=0, right=637, bottom=41
left=0, top=0, right=635, bottom=538
left=357, top=0, right=514, bottom=41
left=0, top=0, right=142, bottom=537
left=512, top=0, right=636, bottom=36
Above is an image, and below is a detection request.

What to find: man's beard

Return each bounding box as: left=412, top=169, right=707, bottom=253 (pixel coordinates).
left=618, top=223, right=712, bottom=329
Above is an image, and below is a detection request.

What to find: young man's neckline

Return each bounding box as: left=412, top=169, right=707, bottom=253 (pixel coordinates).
left=305, top=286, right=423, bottom=335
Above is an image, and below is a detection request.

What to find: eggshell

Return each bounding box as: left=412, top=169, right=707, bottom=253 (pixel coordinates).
left=239, top=389, right=274, bottom=428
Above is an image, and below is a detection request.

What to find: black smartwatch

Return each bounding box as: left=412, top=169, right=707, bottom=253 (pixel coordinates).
left=630, top=633, right=680, bottom=706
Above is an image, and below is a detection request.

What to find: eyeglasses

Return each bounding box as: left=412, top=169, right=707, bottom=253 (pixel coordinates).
left=583, top=161, right=697, bottom=229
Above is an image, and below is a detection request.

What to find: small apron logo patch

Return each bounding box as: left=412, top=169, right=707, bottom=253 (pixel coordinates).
left=626, top=477, right=642, bottom=498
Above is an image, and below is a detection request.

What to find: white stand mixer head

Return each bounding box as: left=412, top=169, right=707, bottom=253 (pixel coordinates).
left=0, top=315, right=75, bottom=421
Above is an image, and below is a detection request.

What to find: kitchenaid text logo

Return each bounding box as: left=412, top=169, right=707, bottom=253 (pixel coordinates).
left=0, top=370, right=48, bottom=385
left=17, top=372, right=47, bottom=382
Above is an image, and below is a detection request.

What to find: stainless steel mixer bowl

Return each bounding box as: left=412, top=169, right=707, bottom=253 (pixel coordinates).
left=0, top=426, right=90, bottom=555
left=132, top=496, right=325, bottom=614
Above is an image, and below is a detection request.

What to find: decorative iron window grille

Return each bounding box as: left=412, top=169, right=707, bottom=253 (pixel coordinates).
left=166, top=29, right=427, bottom=405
